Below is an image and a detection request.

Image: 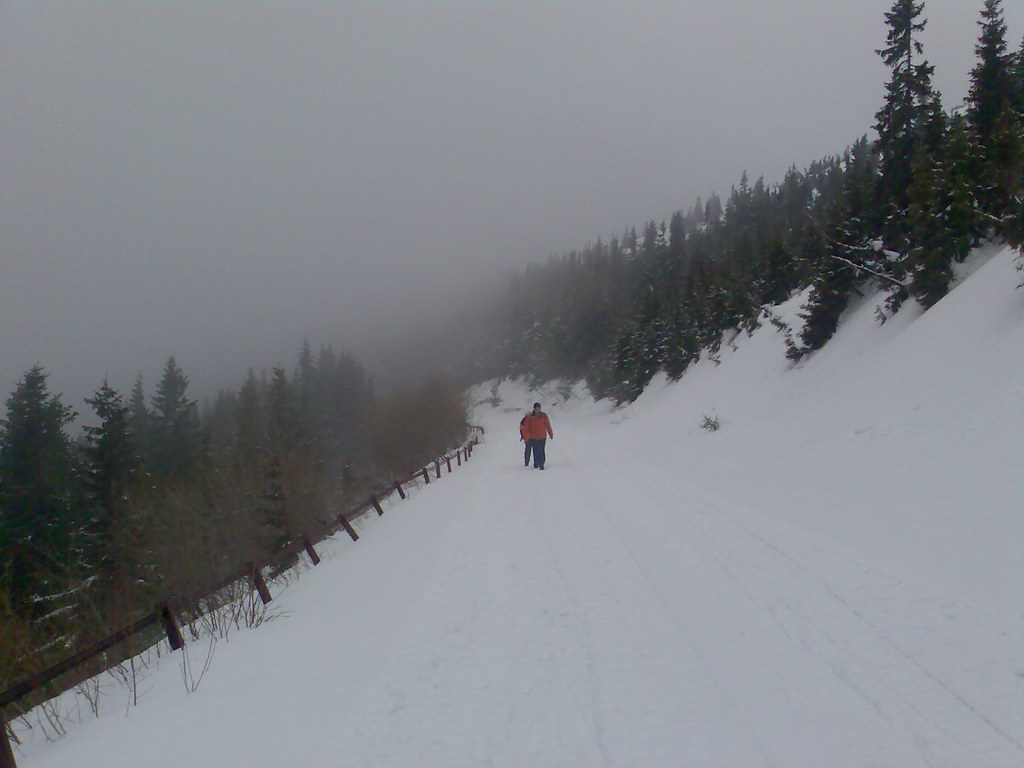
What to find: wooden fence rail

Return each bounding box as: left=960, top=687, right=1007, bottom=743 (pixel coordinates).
left=0, top=427, right=484, bottom=765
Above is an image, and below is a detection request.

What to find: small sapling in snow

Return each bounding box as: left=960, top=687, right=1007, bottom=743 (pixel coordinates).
left=700, top=414, right=720, bottom=432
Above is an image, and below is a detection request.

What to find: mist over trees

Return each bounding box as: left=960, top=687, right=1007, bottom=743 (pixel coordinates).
left=476, top=0, right=1023, bottom=402
left=0, top=342, right=468, bottom=700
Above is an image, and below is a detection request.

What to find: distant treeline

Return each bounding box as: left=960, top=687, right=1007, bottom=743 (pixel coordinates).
left=477, top=0, right=1024, bottom=401
left=0, top=341, right=468, bottom=693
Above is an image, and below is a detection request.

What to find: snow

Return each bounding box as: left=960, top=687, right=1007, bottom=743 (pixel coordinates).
left=13, top=245, right=1023, bottom=767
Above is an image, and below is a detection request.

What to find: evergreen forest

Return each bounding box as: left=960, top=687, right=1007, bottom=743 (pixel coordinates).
left=478, top=0, right=1024, bottom=402
left=0, top=343, right=468, bottom=704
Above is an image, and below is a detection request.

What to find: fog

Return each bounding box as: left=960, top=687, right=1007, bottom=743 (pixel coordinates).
left=2, top=1, right=1020, bottom=412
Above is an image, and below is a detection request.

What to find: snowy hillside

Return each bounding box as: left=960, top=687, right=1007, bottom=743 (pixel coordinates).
left=14, top=245, right=1023, bottom=767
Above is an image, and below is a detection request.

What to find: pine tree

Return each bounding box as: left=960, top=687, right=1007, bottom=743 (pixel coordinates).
left=1013, top=35, right=1024, bottom=118
left=235, top=368, right=266, bottom=464
left=82, top=381, right=138, bottom=574
left=266, top=367, right=301, bottom=452
left=685, top=196, right=705, bottom=230
left=842, top=136, right=883, bottom=239
left=126, top=375, right=151, bottom=469
left=942, top=114, right=987, bottom=256
left=965, top=0, right=1022, bottom=231
left=608, top=322, right=649, bottom=403
left=261, top=368, right=297, bottom=548
left=640, top=220, right=663, bottom=262
left=904, top=114, right=956, bottom=308
left=874, top=0, right=937, bottom=242
left=704, top=192, right=723, bottom=224
left=798, top=247, right=859, bottom=353
left=982, top=109, right=1024, bottom=232
left=796, top=169, right=874, bottom=354
left=296, top=338, right=315, bottom=428
left=1010, top=39, right=1024, bottom=250
left=148, top=357, right=202, bottom=479
left=309, top=348, right=371, bottom=468
left=204, top=389, right=239, bottom=466
left=795, top=138, right=886, bottom=344
left=986, top=110, right=1024, bottom=247
left=661, top=307, right=700, bottom=380
left=967, top=0, right=1014, bottom=150
left=759, top=241, right=797, bottom=306
left=83, top=382, right=137, bottom=526
left=0, top=366, right=83, bottom=606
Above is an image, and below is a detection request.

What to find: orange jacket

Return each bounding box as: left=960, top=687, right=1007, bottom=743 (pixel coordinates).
left=521, top=411, right=553, bottom=440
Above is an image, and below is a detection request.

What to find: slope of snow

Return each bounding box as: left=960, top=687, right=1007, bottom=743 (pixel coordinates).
left=13, top=246, right=1023, bottom=767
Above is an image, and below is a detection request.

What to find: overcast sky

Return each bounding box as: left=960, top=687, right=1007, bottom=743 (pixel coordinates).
left=2, top=1, right=1021, bottom=412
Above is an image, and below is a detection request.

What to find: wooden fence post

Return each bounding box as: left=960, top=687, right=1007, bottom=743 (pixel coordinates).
left=457, top=451, right=462, bottom=466
left=251, top=565, right=273, bottom=605
left=395, top=481, right=406, bottom=500
left=303, top=538, right=321, bottom=566
left=446, top=456, right=452, bottom=473
left=371, top=496, right=384, bottom=516
left=422, top=468, right=430, bottom=484
left=434, top=461, right=441, bottom=479
left=0, top=712, right=16, bottom=768
left=337, top=513, right=359, bottom=542
left=160, top=605, right=184, bottom=651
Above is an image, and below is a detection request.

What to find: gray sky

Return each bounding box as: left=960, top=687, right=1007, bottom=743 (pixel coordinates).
left=2, top=1, right=1021, bottom=412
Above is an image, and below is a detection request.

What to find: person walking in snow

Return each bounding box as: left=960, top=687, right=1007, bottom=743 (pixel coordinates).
left=521, top=402, right=554, bottom=470
left=519, top=412, right=532, bottom=466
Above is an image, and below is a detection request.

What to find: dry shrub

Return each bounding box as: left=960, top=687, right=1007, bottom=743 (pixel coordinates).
left=0, top=587, right=39, bottom=690
left=700, top=413, right=721, bottom=432
left=273, top=447, right=334, bottom=542
left=361, top=376, right=469, bottom=482
left=137, top=453, right=331, bottom=611
left=142, top=477, right=267, bottom=606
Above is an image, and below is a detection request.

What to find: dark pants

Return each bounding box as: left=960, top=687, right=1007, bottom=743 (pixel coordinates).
left=528, top=438, right=546, bottom=469
left=523, top=440, right=532, bottom=465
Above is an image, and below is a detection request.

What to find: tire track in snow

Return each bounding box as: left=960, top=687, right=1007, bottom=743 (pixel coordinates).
left=520, top=461, right=612, bottom=768
left=536, top=442, right=774, bottom=765
left=690, top=496, right=1024, bottom=757
left=649, top=476, right=1023, bottom=759
left=341, top=458, right=615, bottom=767
left=562, top=429, right=1022, bottom=767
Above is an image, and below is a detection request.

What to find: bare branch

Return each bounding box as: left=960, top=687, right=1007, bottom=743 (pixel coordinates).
left=824, top=250, right=907, bottom=289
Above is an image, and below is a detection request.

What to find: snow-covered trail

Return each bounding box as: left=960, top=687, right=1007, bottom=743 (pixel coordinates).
left=16, top=247, right=1022, bottom=767
left=334, top=405, right=1021, bottom=767
left=340, top=436, right=776, bottom=766
left=552, top=425, right=1022, bottom=767
left=17, top=400, right=1022, bottom=767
